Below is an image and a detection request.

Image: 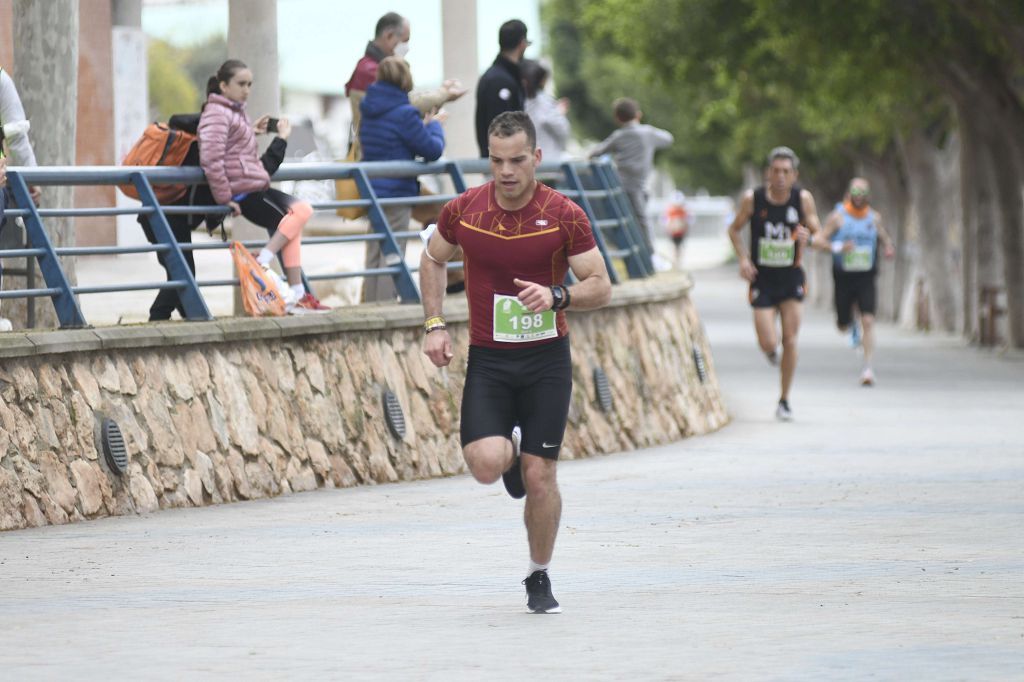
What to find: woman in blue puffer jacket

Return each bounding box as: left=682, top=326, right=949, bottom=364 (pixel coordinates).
left=359, top=56, right=446, bottom=302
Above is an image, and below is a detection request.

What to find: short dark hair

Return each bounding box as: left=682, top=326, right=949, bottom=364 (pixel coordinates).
left=613, top=98, right=639, bottom=123
left=498, top=19, right=528, bottom=51
left=487, top=111, right=536, bottom=151
left=375, top=12, right=405, bottom=38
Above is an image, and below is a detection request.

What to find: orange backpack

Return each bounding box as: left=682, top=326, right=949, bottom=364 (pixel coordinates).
left=118, top=123, right=197, bottom=203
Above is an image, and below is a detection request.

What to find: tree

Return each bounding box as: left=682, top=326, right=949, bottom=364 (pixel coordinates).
left=12, top=0, right=78, bottom=329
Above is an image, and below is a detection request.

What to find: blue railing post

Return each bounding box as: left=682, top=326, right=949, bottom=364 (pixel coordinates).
left=130, top=173, right=213, bottom=321
left=560, top=162, right=620, bottom=285
left=445, top=161, right=469, bottom=194
left=351, top=167, right=421, bottom=303
left=7, top=171, right=87, bottom=328
left=591, top=161, right=654, bottom=278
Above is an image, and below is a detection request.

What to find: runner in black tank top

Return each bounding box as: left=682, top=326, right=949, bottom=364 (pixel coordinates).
left=727, top=147, right=822, bottom=421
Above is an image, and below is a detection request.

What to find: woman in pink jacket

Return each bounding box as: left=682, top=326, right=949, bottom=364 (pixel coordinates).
left=199, top=59, right=329, bottom=314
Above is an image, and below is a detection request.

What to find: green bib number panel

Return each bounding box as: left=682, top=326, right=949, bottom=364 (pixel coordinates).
left=842, top=246, right=873, bottom=272
left=758, top=239, right=795, bottom=267
left=492, top=294, right=557, bottom=343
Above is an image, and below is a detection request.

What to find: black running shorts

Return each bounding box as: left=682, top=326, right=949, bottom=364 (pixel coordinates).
left=749, top=268, right=806, bottom=308
left=833, top=269, right=877, bottom=328
left=460, top=336, right=573, bottom=460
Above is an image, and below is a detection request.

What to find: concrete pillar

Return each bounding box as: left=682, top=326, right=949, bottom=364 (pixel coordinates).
left=12, top=0, right=79, bottom=329
left=441, top=0, right=478, bottom=161
left=228, top=0, right=280, bottom=314
left=112, top=0, right=147, bottom=247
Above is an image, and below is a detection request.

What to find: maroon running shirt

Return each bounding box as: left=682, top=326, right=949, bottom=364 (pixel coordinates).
left=436, top=181, right=598, bottom=349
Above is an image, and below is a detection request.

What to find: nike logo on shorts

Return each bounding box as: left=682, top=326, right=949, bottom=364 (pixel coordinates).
left=542, top=442, right=561, bottom=449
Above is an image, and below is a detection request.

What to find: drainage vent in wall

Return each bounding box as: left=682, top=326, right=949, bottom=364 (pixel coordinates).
left=693, top=346, right=708, bottom=383
left=382, top=389, right=407, bottom=439
left=101, top=417, right=128, bottom=476
left=593, top=367, right=613, bottom=413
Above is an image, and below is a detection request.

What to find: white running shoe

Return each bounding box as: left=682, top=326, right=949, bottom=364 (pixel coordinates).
left=860, top=367, right=875, bottom=386
left=261, top=264, right=296, bottom=307
left=775, top=399, right=793, bottom=421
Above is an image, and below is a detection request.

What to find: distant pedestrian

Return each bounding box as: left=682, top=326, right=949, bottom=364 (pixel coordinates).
left=811, top=177, right=896, bottom=386
left=664, top=191, right=691, bottom=269
left=475, top=19, right=530, bottom=157
left=726, top=146, right=821, bottom=421
left=588, top=97, right=673, bottom=261
left=522, top=60, right=571, bottom=162
left=359, top=57, right=446, bottom=302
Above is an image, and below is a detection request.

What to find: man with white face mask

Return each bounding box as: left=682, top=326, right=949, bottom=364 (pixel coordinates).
left=345, top=12, right=466, bottom=159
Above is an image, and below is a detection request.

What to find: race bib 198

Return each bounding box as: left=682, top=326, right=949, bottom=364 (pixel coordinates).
left=492, top=294, right=557, bottom=342
left=758, top=239, right=795, bottom=267
left=842, top=246, right=873, bottom=272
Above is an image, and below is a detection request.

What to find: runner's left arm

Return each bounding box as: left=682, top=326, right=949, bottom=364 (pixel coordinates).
left=797, top=190, right=821, bottom=245
left=874, top=211, right=897, bottom=258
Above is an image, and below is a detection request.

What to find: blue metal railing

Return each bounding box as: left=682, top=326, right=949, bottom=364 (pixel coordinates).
left=1, top=158, right=652, bottom=329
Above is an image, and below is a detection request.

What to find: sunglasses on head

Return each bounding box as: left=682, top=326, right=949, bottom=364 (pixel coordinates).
left=850, top=188, right=869, bottom=197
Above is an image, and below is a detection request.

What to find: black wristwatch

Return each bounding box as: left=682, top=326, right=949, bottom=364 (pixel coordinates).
left=550, top=285, right=568, bottom=311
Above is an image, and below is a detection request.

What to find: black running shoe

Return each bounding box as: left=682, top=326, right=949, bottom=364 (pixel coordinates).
left=523, top=570, right=561, bottom=614
left=502, top=426, right=526, bottom=499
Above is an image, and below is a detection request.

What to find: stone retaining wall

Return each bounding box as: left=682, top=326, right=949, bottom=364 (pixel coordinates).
left=0, top=273, right=727, bottom=530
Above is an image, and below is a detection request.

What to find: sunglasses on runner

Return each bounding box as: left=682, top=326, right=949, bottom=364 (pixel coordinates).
left=849, top=188, right=869, bottom=197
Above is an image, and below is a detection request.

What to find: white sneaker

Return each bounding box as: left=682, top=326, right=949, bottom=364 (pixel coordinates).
left=261, top=264, right=296, bottom=307
left=775, top=399, right=793, bottom=421
left=860, top=367, right=875, bottom=386
left=0, top=317, right=12, bottom=332
left=651, top=253, right=673, bottom=272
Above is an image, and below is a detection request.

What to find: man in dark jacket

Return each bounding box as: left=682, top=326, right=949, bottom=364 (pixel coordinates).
left=475, top=19, right=530, bottom=157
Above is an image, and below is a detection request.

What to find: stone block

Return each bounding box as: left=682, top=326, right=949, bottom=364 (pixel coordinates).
left=94, top=325, right=168, bottom=351
left=25, top=329, right=103, bottom=356
left=216, top=316, right=282, bottom=343
left=0, top=333, right=37, bottom=359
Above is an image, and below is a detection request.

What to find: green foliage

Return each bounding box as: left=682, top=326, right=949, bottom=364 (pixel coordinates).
left=543, top=0, right=1017, bottom=195
left=147, top=35, right=228, bottom=120
left=148, top=39, right=199, bottom=120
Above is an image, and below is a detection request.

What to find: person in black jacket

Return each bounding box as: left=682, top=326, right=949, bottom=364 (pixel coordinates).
left=474, top=19, right=530, bottom=157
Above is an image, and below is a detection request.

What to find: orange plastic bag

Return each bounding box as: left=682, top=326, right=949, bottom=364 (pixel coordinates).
left=229, top=241, right=287, bottom=317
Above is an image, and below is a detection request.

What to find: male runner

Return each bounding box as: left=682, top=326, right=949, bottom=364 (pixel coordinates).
left=726, top=146, right=821, bottom=420
left=813, top=177, right=895, bottom=385
left=420, top=111, right=611, bottom=613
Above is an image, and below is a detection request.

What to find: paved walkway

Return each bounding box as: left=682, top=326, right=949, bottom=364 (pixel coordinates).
left=1, top=266, right=1022, bottom=680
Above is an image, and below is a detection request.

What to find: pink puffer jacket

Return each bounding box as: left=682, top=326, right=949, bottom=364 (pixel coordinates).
left=198, top=93, right=271, bottom=205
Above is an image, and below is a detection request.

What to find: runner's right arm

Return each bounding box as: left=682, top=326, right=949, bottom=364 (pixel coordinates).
left=421, top=231, right=458, bottom=368
left=811, top=210, right=842, bottom=252
left=726, top=191, right=757, bottom=282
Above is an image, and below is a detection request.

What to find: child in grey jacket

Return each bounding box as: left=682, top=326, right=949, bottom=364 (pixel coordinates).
left=589, top=98, right=673, bottom=258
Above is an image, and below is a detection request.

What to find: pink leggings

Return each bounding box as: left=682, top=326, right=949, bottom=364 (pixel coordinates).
left=238, top=189, right=312, bottom=269
left=277, top=201, right=312, bottom=268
